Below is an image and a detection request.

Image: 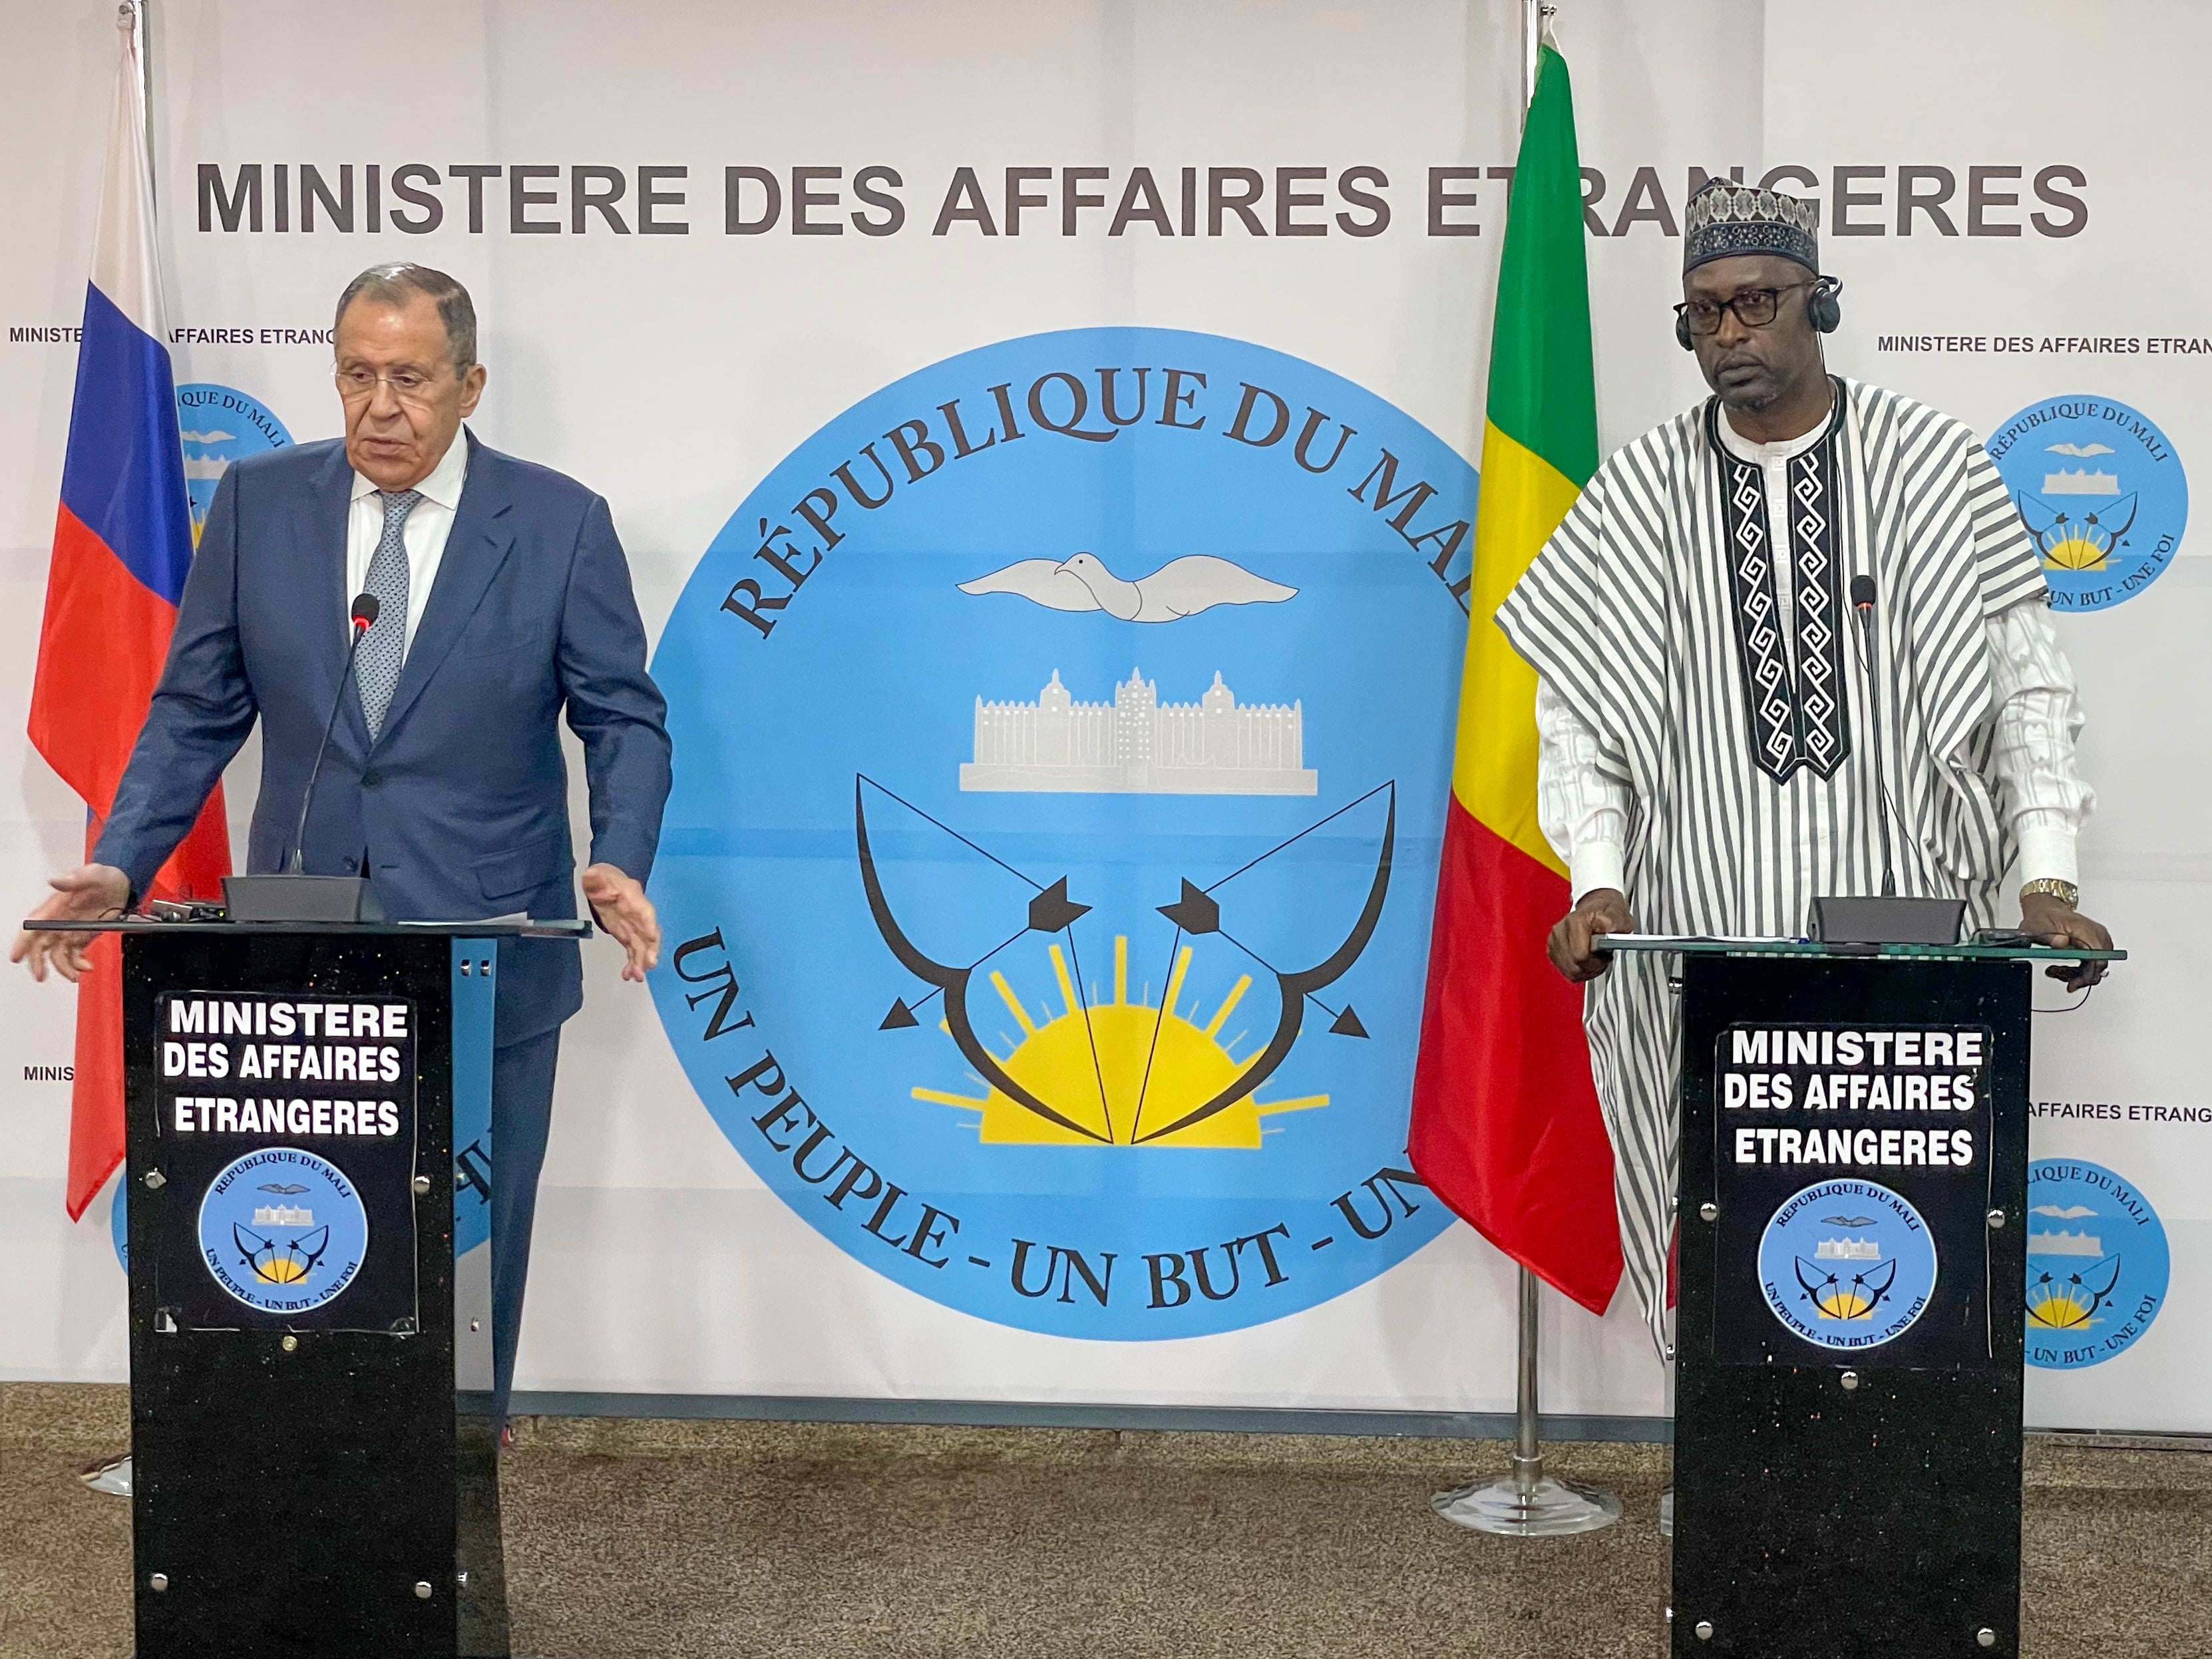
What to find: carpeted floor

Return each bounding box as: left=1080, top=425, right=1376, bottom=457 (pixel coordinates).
left=3, top=1384, right=2207, bottom=1658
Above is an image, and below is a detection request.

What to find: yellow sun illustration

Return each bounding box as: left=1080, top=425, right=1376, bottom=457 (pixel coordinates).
left=2027, top=1288, right=2098, bottom=1330
left=2040, top=533, right=2108, bottom=571
left=254, top=1251, right=313, bottom=1284
left=1813, top=1287, right=1877, bottom=1320
left=912, top=934, right=1326, bottom=1149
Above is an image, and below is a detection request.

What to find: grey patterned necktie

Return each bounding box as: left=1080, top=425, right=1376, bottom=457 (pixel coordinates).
left=356, top=488, right=421, bottom=741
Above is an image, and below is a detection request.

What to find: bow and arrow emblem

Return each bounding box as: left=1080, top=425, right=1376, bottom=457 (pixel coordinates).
left=856, top=777, right=1393, bottom=1146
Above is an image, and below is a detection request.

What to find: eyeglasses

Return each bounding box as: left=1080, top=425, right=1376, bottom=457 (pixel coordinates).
left=334, top=365, right=447, bottom=404
left=1674, top=282, right=1814, bottom=337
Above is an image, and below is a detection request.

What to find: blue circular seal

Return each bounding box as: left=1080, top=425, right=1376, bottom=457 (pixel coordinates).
left=649, top=327, right=1475, bottom=1339
left=1757, top=1177, right=1938, bottom=1350
left=196, top=1147, right=368, bottom=1314
left=2025, top=1158, right=2169, bottom=1370
left=176, top=383, right=292, bottom=542
left=110, top=1167, right=128, bottom=1272
left=1985, top=395, right=2187, bottom=612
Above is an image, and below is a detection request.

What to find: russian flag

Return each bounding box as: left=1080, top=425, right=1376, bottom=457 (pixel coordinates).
left=28, top=13, right=229, bottom=1221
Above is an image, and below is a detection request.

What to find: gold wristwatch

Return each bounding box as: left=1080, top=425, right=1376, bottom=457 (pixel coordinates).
left=2019, top=878, right=2079, bottom=908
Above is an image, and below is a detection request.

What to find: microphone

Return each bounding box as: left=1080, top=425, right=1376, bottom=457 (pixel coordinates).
left=1849, top=574, right=1898, bottom=898
left=289, top=593, right=380, bottom=874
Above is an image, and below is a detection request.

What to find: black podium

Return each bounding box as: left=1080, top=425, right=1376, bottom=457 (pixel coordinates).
left=46, top=916, right=584, bottom=1659
left=1607, top=936, right=2123, bottom=1659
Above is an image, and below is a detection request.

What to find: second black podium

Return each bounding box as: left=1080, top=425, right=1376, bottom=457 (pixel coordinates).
left=1619, top=937, right=2121, bottom=1659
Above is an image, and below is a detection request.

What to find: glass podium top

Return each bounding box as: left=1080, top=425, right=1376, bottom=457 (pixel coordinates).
left=1594, top=933, right=2123, bottom=962
left=23, top=916, right=592, bottom=939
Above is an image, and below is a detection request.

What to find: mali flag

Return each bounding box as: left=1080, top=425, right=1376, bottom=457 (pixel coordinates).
left=1408, top=39, right=1622, bottom=1314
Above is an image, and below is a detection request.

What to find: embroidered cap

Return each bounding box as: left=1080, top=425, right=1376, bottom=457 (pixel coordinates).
left=1684, top=180, right=1819, bottom=274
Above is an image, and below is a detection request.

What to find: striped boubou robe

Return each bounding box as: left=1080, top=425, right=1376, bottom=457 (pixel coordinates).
left=1494, top=377, right=2048, bottom=1352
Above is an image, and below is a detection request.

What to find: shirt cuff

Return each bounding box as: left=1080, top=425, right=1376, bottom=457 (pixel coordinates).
left=1569, top=840, right=1627, bottom=906
left=2016, top=823, right=2079, bottom=890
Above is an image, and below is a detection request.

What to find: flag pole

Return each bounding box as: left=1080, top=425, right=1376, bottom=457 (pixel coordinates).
left=1432, top=1, right=1619, bottom=1539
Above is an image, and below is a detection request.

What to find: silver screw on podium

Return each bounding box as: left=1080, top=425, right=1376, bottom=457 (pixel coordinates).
left=411, top=1175, right=431, bottom=1195
left=1698, top=1201, right=1718, bottom=1222
left=1841, top=1370, right=1860, bottom=1391
left=280, top=1335, right=297, bottom=1354
left=142, top=1169, right=165, bottom=1190
left=148, top=1572, right=169, bottom=1592
left=1977, top=1630, right=1997, bottom=1649
left=414, top=1580, right=434, bottom=1600
left=1986, top=1208, right=2007, bottom=1229
left=1694, top=1618, right=1714, bottom=1640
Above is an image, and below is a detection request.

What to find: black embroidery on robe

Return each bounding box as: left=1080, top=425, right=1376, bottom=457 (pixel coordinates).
left=1712, top=401, right=1851, bottom=782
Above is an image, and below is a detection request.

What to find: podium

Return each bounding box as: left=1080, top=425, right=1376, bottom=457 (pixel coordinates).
left=1602, top=936, right=2123, bottom=1659
left=40, top=916, right=586, bottom=1659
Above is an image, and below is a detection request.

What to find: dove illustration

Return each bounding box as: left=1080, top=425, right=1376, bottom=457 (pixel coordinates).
left=958, top=553, right=1296, bottom=624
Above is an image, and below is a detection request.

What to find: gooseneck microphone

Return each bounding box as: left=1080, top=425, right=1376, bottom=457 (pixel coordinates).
left=289, top=592, right=381, bottom=874
left=1849, top=574, right=1899, bottom=898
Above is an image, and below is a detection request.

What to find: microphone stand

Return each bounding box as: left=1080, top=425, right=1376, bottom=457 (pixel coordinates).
left=1851, top=580, right=1899, bottom=898
left=1810, top=575, right=1965, bottom=945
left=224, top=596, right=387, bottom=922
left=292, top=607, right=375, bottom=872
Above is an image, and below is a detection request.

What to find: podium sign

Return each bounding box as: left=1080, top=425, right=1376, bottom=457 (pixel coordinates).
left=1670, top=950, right=2042, bottom=1659
left=1708, top=1012, right=2000, bottom=1372
left=151, top=989, right=423, bottom=1337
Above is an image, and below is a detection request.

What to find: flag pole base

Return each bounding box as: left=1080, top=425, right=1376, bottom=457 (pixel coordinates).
left=1433, top=1267, right=1622, bottom=1537
left=1432, top=1463, right=1622, bottom=1537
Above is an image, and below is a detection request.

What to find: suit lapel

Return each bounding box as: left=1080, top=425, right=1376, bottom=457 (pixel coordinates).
left=375, top=432, right=516, bottom=743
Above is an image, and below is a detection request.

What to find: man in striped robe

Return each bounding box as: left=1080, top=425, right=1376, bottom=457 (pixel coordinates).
left=1495, top=182, right=2114, bottom=1350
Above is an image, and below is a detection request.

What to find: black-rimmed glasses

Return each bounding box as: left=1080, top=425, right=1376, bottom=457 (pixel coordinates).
left=1674, top=282, right=1814, bottom=337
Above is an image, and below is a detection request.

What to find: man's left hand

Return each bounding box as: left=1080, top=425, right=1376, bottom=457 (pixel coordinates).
left=2020, top=891, right=2114, bottom=989
left=580, top=864, right=660, bottom=982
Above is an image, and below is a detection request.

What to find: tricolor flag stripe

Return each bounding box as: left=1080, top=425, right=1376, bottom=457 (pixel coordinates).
left=1449, top=421, right=1580, bottom=875
left=57, top=282, right=196, bottom=607
left=30, top=15, right=230, bottom=1220
left=1409, top=38, right=1622, bottom=1316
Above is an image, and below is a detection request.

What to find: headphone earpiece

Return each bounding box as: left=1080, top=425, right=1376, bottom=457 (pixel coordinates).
left=1676, top=308, right=1694, bottom=351
left=1809, top=275, right=1843, bottom=334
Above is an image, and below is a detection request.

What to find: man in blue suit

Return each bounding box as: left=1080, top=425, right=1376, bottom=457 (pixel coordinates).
left=15, top=263, right=671, bottom=1430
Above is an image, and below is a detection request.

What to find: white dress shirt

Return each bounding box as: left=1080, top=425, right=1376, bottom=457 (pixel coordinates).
left=1535, top=409, right=2095, bottom=904
left=345, top=427, right=469, bottom=656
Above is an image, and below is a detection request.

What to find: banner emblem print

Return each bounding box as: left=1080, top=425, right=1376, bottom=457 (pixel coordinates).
left=175, top=383, right=291, bottom=542
left=1985, top=395, right=2187, bottom=612
left=649, top=329, right=1476, bottom=1338
left=2025, top=1159, right=2169, bottom=1370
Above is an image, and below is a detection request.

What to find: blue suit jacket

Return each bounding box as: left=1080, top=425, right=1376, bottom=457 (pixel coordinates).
left=97, top=431, right=671, bottom=1044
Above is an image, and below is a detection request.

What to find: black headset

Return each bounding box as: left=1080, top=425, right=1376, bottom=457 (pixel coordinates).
left=1676, top=275, right=1843, bottom=350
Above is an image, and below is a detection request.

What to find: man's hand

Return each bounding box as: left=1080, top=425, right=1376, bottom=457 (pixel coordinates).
left=580, top=863, right=660, bottom=983
left=10, top=864, right=132, bottom=984
left=2020, top=890, right=2114, bottom=990
left=1547, top=888, right=1636, bottom=984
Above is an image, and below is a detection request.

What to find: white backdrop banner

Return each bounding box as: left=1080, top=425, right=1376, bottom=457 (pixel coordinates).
left=2, top=0, right=2205, bottom=1432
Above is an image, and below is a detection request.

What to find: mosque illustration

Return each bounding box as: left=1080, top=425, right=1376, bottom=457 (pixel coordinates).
left=960, top=669, right=1317, bottom=796
left=1814, top=1237, right=1882, bottom=1262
